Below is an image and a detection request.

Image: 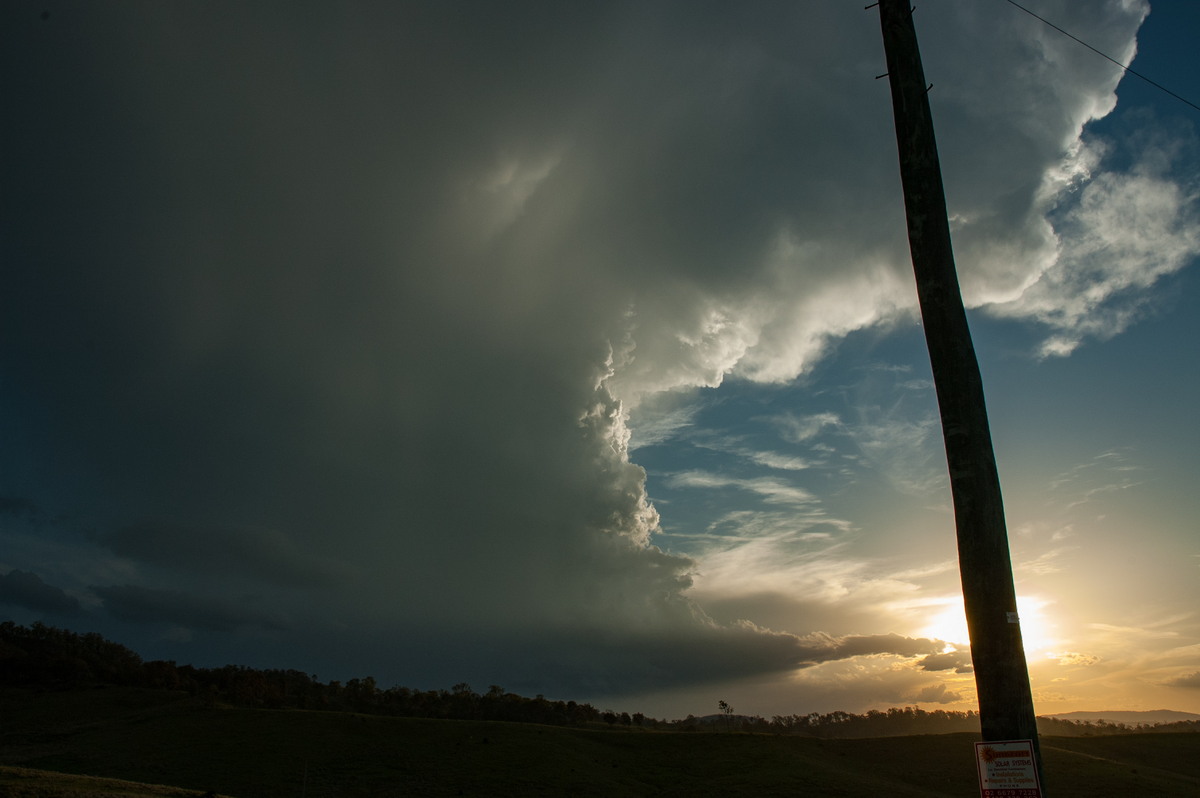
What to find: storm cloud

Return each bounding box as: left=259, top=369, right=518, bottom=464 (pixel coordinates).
left=92, top=584, right=288, bottom=632
left=2, top=0, right=1194, bottom=709
left=100, top=522, right=351, bottom=588
left=0, top=570, right=80, bottom=615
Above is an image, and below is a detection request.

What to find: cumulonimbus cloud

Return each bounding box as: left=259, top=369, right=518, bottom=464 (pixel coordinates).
left=1, top=0, right=1191, bottom=702
left=91, top=584, right=289, bottom=633
left=0, top=570, right=80, bottom=615
left=100, top=522, right=352, bottom=588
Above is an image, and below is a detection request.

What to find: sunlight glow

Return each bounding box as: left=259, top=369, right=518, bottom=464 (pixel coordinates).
left=918, top=596, right=1056, bottom=658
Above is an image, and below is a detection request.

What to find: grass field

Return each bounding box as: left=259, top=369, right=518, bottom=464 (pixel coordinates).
left=2, top=687, right=1197, bottom=797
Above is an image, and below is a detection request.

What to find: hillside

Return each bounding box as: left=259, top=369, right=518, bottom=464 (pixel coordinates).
left=2, top=687, right=1199, bottom=797
left=1044, top=710, right=1200, bottom=725
left=7, top=623, right=1198, bottom=740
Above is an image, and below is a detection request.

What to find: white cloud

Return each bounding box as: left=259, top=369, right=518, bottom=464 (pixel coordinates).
left=744, top=450, right=816, bottom=472
left=665, top=471, right=819, bottom=507
left=769, top=412, right=843, bottom=445
left=681, top=433, right=818, bottom=472
left=845, top=413, right=944, bottom=496
left=1046, top=652, right=1101, bottom=667
left=986, top=132, right=1200, bottom=356
left=627, top=397, right=703, bottom=450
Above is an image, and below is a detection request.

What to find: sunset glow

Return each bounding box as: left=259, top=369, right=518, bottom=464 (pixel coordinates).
left=917, top=597, right=1057, bottom=658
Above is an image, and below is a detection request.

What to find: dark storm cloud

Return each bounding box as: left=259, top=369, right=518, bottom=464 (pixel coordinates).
left=911, top=683, right=963, bottom=704
left=100, top=522, right=351, bottom=588
left=92, top=584, right=288, bottom=632
left=0, top=569, right=79, bottom=615
left=0, top=496, right=43, bottom=521
left=634, top=626, right=943, bottom=685
left=0, top=569, right=81, bottom=614
left=917, top=649, right=974, bottom=674
left=832, top=633, right=944, bottom=660
left=371, top=622, right=946, bottom=698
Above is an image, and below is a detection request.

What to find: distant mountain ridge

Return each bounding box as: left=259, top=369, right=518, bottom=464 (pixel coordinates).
left=1041, top=710, right=1200, bottom=725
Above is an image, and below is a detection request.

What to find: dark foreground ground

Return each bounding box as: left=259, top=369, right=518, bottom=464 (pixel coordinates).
left=2, top=688, right=1198, bottom=797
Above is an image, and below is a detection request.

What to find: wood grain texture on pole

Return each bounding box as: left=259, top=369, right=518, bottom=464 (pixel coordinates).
left=876, top=0, right=1045, bottom=783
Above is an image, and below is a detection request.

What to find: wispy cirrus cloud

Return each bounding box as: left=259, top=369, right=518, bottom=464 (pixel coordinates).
left=1017, top=543, right=1081, bottom=577
left=1045, top=449, right=1145, bottom=511
left=687, top=434, right=818, bottom=472
left=770, top=412, right=843, bottom=445
left=627, top=398, right=704, bottom=450
left=844, top=413, right=944, bottom=496
left=665, top=471, right=819, bottom=507
left=1087, top=623, right=1179, bottom=641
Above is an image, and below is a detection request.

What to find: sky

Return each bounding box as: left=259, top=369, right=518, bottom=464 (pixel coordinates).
left=2, top=0, right=1198, bottom=721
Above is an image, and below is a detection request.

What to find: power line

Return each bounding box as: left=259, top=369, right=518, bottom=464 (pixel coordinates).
left=1004, top=0, right=1200, bottom=114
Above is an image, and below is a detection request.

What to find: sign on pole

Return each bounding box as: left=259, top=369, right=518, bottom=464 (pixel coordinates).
left=975, top=739, right=1044, bottom=797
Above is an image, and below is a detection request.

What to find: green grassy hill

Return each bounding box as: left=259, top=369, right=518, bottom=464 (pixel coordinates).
left=2, top=687, right=1198, bottom=797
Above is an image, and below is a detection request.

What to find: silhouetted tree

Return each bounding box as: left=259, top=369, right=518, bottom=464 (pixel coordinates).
left=718, top=700, right=734, bottom=732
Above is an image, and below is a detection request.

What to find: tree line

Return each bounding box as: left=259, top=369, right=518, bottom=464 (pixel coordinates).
left=0, top=622, right=648, bottom=727
left=681, top=707, right=1198, bottom=738
left=2, top=622, right=1196, bottom=737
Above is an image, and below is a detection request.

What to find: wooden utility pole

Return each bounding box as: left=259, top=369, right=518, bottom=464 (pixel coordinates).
left=875, top=0, right=1045, bottom=787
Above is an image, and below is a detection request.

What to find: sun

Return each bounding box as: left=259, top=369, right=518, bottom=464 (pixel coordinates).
left=917, top=601, right=971, bottom=648
left=917, top=596, right=1056, bottom=657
